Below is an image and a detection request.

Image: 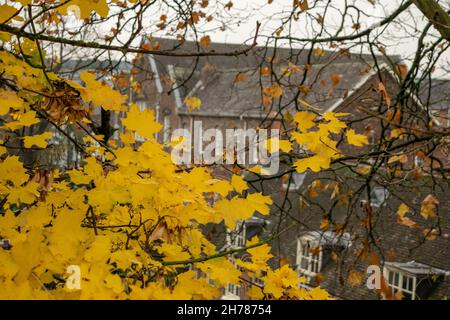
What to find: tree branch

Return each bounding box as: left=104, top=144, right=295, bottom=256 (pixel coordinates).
left=413, top=0, right=450, bottom=40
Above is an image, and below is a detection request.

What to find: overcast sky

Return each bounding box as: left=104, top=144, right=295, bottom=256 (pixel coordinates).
left=179, top=0, right=450, bottom=78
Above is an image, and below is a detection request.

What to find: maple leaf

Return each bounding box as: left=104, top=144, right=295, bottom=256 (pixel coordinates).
left=346, top=129, right=368, bottom=147
left=322, top=112, right=348, bottom=133
left=246, top=192, right=273, bottom=215
left=157, top=243, right=191, bottom=262
left=0, top=156, right=29, bottom=186
left=294, top=154, right=331, bottom=173
left=58, top=0, right=109, bottom=19
left=294, top=111, right=316, bottom=132
left=80, top=71, right=127, bottom=112
left=4, top=110, right=39, bottom=130
left=184, top=96, right=202, bottom=111
left=23, top=132, right=53, bottom=148
left=122, top=104, right=162, bottom=139
left=263, top=137, right=292, bottom=153
left=231, top=175, right=247, bottom=193
left=6, top=181, right=39, bottom=205
left=0, top=5, right=22, bottom=23
left=237, top=237, right=273, bottom=272
left=84, top=235, right=112, bottom=263
left=198, top=258, right=241, bottom=286
left=262, top=265, right=299, bottom=299
left=0, top=90, right=24, bottom=115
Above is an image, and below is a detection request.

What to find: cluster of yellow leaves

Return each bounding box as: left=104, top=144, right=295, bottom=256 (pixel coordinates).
left=291, top=111, right=368, bottom=172
left=0, top=72, right=278, bottom=299
left=79, top=71, right=127, bottom=112
left=0, top=41, right=339, bottom=301
left=254, top=265, right=331, bottom=300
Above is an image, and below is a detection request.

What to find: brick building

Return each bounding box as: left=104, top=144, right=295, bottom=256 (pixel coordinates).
left=54, top=38, right=449, bottom=300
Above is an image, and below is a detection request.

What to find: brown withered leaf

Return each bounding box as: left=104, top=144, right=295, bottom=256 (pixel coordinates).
left=423, top=228, right=439, bottom=241
left=320, top=216, right=330, bottom=231
left=330, top=73, right=342, bottom=86
left=420, top=194, right=439, bottom=219
left=199, top=35, right=211, bottom=48
left=377, top=82, right=391, bottom=107
left=348, top=270, right=364, bottom=286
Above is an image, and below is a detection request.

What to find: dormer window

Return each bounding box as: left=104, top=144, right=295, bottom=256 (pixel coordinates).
left=383, top=261, right=448, bottom=300
left=282, top=172, right=306, bottom=192
left=296, top=231, right=352, bottom=283
left=226, top=217, right=267, bottom=249
left=385, top=269, right=416, bottom=300
left=297, top=238, right=322, bottom=279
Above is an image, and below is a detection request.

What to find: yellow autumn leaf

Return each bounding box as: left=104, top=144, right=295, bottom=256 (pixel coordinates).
left=322, top=112, right=348, bottom=133
left=294, top=154, right=331, bottom=173
left=0, top=90, right=25, bottom=115
left=237, top=236, right=273, bottom=272
left=248, top=166, right=271, bottom=175
left=262, top=265, right=299, bottom=299
left=4, top=110, right=39, bottom=130
left=0, top=156, right=29, bottom=186
left=157, top=243, right=191, bottom=262
left=23, top=131, right=53, bottom=148
left=58, top=0, right=109, bottom=19
left=294, top=111, right=316, bottom=132
left=122, top=104, right=162, bottom=139
left=0, top=4, right=21, bottom=23
left=263, top=137, right=292, bottom=153
left=231, top=175, right=247, bottom=193
left=80, top=71, right=127, bottom=112
left=6, top=182, right=39, bottom=205
left=246, top=192, right=273, bottom=215
left=390, top=128, right=406, bottom=139
left=197, top=257, right=241, bottom=287
left=346, top=129, right=368, bottom=147
left=184, top=96, right=202, bottom=111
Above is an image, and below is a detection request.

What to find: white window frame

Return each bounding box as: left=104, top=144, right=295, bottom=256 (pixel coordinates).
left=296, top=236, right=322, bottom=279
left=383, top=267, right=417, bottom=300
left=252, top=275, right=265, bottom=287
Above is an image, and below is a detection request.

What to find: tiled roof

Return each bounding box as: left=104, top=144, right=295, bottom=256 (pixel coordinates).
left=146, top=37, right=401, bottom=118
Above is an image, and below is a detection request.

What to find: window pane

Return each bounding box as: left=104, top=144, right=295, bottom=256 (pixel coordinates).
left=388, top=271, right=394, bottom=283
left=301, top=257, right=309, bottom=269
left=394, top=272, right=399, bottom=285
